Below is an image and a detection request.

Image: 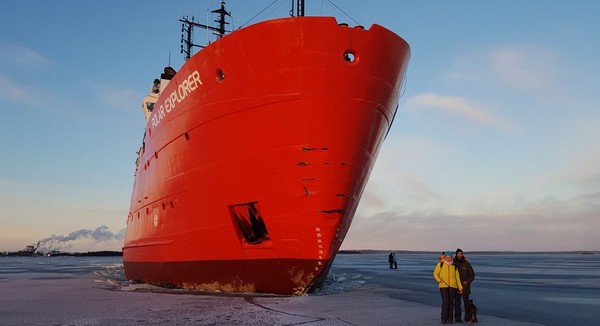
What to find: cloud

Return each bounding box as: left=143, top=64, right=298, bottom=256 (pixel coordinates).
left=0, top=45, right=135, bottom=116
left=489, top=45, right=560, bottom=94
left=0, top=44, right=50, bottom=68
left=0, top=73, right=99, bottom=123
left=405, top=92, right=504, bottom=129
left=93, top=86, right=139, bottom=112
left=555, top=117, right=600, bottom=189
left=357, top=135, right=452, bottom=215
left=0, top=74, right=46, bottom=108
left=446, top=44, right=566, bottom=101
left=344, top=192, right=600, bottom=251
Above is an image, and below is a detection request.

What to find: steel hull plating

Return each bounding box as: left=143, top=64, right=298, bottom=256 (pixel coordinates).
left=123, top=16, right=410, bottom=295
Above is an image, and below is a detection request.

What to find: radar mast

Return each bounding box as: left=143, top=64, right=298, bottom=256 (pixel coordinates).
left=180, top=1, right=231, bottom=61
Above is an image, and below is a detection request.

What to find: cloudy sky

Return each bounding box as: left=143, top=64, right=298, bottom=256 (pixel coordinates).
left=1, top=1, right=598, bottom=252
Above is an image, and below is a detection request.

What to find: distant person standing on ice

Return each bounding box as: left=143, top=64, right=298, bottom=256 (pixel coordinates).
left=453, top=248, right=475, bottom=322
left=388, top=252, right=394, bottom=269
left=434, top=251, right=463, bottom=324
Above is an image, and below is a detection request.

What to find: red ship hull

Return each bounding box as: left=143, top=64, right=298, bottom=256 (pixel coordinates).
left=123, top=16, right=410, bottom=295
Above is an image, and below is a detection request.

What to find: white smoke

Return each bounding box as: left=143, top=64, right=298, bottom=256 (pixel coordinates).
left=35, top=225, right=125, bottom=254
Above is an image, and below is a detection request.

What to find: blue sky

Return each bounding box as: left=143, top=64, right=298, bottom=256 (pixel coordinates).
left=1, top=1, right=599, bottom=252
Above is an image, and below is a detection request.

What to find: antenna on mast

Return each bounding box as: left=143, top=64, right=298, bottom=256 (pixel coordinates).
left=298, top=0, right=305, bottom=17
left=180, top=1, right=232, bottom=61
left=290, top=0, right=305, bottom=17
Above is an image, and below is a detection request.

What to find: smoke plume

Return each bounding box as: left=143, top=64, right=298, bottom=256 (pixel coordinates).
left=35, top=225, right=125, bottom=254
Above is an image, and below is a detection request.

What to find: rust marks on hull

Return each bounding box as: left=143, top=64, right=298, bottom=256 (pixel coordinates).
left=180, top=280, right=256, bottom=293
left=318, top=209, right=346, bottom=214
left=303, top=185, right=312, bottom=196
left=123, top=258, right=332, bottom=295
left=287, top=266, right=316, bottom=296
left=298, top=146, right=328, bottom=167
left=302, top=146, right=328, bottom=152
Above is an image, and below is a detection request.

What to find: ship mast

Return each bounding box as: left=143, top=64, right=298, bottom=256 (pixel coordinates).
left=180, top=1, right=231, bottom=61
left=290, top=0, right=305, bottom=17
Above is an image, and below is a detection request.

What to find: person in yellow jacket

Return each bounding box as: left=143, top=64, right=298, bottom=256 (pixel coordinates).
left=434, top=251, right=464, bottom=324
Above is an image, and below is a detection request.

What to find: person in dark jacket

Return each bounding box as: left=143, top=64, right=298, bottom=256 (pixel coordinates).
left=454, top=248, right=475, bottom=322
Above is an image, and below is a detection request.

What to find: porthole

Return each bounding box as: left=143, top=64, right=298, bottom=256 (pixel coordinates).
left=216, top=68, right=225, bottom=82
left=344, top=51, right=356, bottom=63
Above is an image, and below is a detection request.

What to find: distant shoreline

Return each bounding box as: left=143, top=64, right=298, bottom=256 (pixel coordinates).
left=338, top=249, right=598, bottom=255
left=1, top=250, right=123, bottom=257
left=2, top=249, right=596, bottom=257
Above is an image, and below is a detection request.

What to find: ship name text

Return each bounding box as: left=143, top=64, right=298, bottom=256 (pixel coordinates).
left=151, top=70, right=202, bottom=128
